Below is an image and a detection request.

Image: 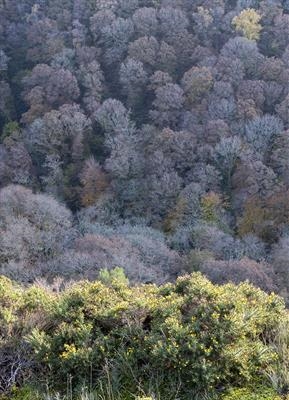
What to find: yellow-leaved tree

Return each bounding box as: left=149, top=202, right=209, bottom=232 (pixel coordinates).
left=232, top=8, right=262, bottom=41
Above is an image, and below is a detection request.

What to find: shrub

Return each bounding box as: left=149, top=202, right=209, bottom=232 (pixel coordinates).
left=221, top=387, right=282, bottom=400
left=1, top=273, right=288, bottom=399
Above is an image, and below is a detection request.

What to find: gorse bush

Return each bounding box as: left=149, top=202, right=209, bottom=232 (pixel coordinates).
left=221, top=387, right=283, bottom=400
left=0, top=272, right=288, bottom=399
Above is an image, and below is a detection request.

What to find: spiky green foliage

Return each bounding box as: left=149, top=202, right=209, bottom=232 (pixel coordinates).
left=0, top=273, right=288, bottom=399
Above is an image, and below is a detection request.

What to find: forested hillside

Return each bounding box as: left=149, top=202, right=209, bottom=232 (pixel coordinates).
left=2, top=0, right=289, bottom=298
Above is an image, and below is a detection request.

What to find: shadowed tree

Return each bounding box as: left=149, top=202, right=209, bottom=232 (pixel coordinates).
left=77, top=60, right=104, bottom=116
left=90, top=10, right=116, bottom=42
left=214, top=136, right=242, bottom=193
left=22, top=64, right=80, bottom=123
left=100, top=17, right=134, bottom=65
left=244, top=114, right=283, bottom=159
left=24, top=104, right=91, bottom=202
left=150, top=83, right=184, bottom=128
left=128, top=36, right=159, bottom=69
left=0, top=185, right=74, bottom=280
left=220, top=36, right=264, bottom=78
left=120, top=58, right=148, bottom=107
left=159, top=6, right=189, bottom=44
left=80, top=157, right=109, bottom=207
left=199, top=257, right=276, bottom=292
left=132, top=7, right=158, bottom=36
left=181, top=66, right=214, bottom=105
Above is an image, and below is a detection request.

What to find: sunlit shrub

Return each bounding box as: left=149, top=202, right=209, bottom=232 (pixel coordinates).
left=0, top=273, right=288, bottom=399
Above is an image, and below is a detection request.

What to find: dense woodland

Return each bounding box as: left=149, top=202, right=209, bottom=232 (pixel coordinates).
left=2, top=0, right=289, bottom=298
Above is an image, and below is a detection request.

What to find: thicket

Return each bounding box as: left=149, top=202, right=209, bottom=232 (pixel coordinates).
left=1, top=272, right=289, bottom=400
